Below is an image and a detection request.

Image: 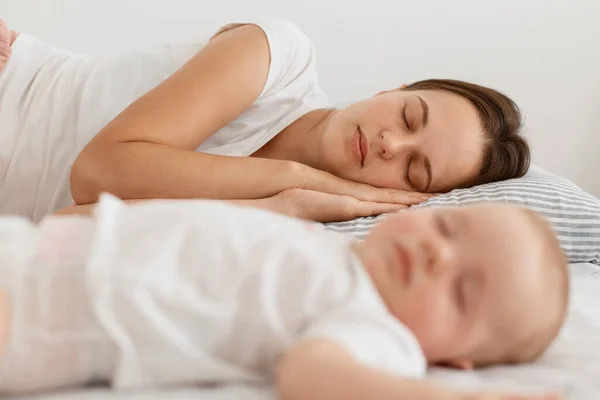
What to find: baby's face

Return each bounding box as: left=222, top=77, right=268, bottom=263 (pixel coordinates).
left=354, top=203, right=552, bottom=368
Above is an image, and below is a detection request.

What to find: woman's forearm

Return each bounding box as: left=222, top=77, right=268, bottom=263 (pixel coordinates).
left=229, top=196, right=292, bottom=216
left=69, top=23, right=287, bottom=206
left=70, top=142, right=308, bottom=205
left=55, top=195, right=292, bottom=218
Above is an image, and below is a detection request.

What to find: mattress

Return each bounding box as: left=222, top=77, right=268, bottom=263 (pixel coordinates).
left=16, top=262, right=600, bottom=400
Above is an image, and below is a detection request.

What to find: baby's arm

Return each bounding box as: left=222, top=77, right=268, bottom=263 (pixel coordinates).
left=276, top=339, right=559, bottom=400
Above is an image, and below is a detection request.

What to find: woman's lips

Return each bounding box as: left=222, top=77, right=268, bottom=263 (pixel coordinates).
left=352, top=129, right=364, bottom=167
left=359, top=127, right=369, bottom=166
left=352, top=127, right=368, bottom=168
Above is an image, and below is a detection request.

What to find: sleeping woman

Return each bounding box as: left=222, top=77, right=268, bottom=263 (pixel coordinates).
left=0, top=17, right=529, bottom=222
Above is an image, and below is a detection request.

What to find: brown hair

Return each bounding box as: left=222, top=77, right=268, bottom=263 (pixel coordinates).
left=404, top=79, right=530, bottom=187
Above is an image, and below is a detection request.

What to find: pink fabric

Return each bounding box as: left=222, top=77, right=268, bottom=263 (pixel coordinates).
left=0, top=18, right=17, bottom=71
left=10, top=29, right=18, bottom=46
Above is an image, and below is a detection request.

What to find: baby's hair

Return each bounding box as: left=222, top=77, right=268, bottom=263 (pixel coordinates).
left=471, top=207, right=570, bottom=368
left=504, top=208, right=570, bottom=365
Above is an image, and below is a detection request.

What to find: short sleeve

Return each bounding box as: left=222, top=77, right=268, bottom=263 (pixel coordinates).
left=214, top=17, right=329, bottom=108
left=252, top=18, right=315, bottom=97
left=300, top=312, right=427, bottom=379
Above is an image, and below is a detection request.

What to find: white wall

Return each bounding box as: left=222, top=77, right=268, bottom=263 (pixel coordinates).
left=4, top=0, right=600, bottom=196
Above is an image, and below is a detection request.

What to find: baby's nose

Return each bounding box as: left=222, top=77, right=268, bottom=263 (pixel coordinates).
left=426, top=241, right=454, bottom=277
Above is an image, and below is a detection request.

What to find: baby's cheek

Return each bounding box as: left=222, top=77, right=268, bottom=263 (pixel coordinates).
left=409, top=291, right=459, bottom=356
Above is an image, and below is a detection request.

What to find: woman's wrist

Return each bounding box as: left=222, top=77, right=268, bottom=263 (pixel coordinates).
left=283, top=160, right=342, bottom=196
left=281, top=160, right=315, bottom=191
left=229, top=194, right=295, bottom=217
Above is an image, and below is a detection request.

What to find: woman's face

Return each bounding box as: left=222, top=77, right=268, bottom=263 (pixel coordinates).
left=320, top=89, right=486, bottom=193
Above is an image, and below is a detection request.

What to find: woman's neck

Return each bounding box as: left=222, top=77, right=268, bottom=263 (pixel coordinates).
left=252, top=108, right=336, bottom=170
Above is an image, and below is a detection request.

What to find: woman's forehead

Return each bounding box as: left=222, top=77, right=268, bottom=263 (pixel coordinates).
left=417, top=92, right=485, bottom=192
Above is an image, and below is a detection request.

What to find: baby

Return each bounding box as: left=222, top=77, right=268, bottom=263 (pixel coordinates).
left=0, top=194, right=568, bottom=399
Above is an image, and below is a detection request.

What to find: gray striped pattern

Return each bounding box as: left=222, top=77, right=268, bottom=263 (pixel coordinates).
left=324, top=176, right=600, bottom=265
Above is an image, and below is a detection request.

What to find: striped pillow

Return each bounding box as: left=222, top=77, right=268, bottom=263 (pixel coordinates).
left=324, top=175, right=600, bottom=265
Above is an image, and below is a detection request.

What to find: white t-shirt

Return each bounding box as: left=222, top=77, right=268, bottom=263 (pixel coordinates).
left=0, top=195, right=426, bottom=393
left=0, top=17, right=331, bottom=221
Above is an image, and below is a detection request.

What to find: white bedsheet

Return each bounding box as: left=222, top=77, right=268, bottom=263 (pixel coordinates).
left=16, top=263, right=600, bottom=400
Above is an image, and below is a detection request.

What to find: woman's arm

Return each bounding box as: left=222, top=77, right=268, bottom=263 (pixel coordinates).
left=71, top=22, right=429, bottom=208
left=70, top=23, right=304, bottom=205
left=54, top=189, right=406, bottom=223
left=54, top=196, right=287, bottom=217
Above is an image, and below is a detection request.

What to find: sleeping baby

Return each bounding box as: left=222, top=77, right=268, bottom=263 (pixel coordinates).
left=0, top=194, right=568, bottom=399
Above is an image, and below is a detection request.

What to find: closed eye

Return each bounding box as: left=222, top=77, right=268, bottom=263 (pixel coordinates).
left=402, top=104, right=411, bottom=131
left=436, top=213, right=451, bottom=237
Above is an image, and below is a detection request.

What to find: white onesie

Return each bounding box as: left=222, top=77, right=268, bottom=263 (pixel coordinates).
left=0, top=195, right=426, bottom=395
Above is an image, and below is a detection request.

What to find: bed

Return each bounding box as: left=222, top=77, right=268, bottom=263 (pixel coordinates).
left=17, top=261, right=599, bottom=400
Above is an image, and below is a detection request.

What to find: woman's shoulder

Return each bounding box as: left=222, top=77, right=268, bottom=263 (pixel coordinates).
left=213, top=16, right=314, bottom=63
left=256, top=16, right=312, bottom=44
left=221, top=16, right=313, bottom=49
left=199, top=17, right=330, bottom=157
left=214, top=17, right=319, bottom=99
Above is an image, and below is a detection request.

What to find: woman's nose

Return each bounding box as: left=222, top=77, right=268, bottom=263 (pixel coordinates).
left=379, top=130, right=413, bottom=160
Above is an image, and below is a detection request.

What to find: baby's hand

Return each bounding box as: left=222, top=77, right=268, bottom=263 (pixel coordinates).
left=463, top=391, right=562, bottom=400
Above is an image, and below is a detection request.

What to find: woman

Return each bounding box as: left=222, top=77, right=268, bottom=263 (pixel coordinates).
left=0, top=17, right=529, bottom=222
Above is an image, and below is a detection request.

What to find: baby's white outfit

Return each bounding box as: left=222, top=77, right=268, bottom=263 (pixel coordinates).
left=0, top=195, right=426, bottom=395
